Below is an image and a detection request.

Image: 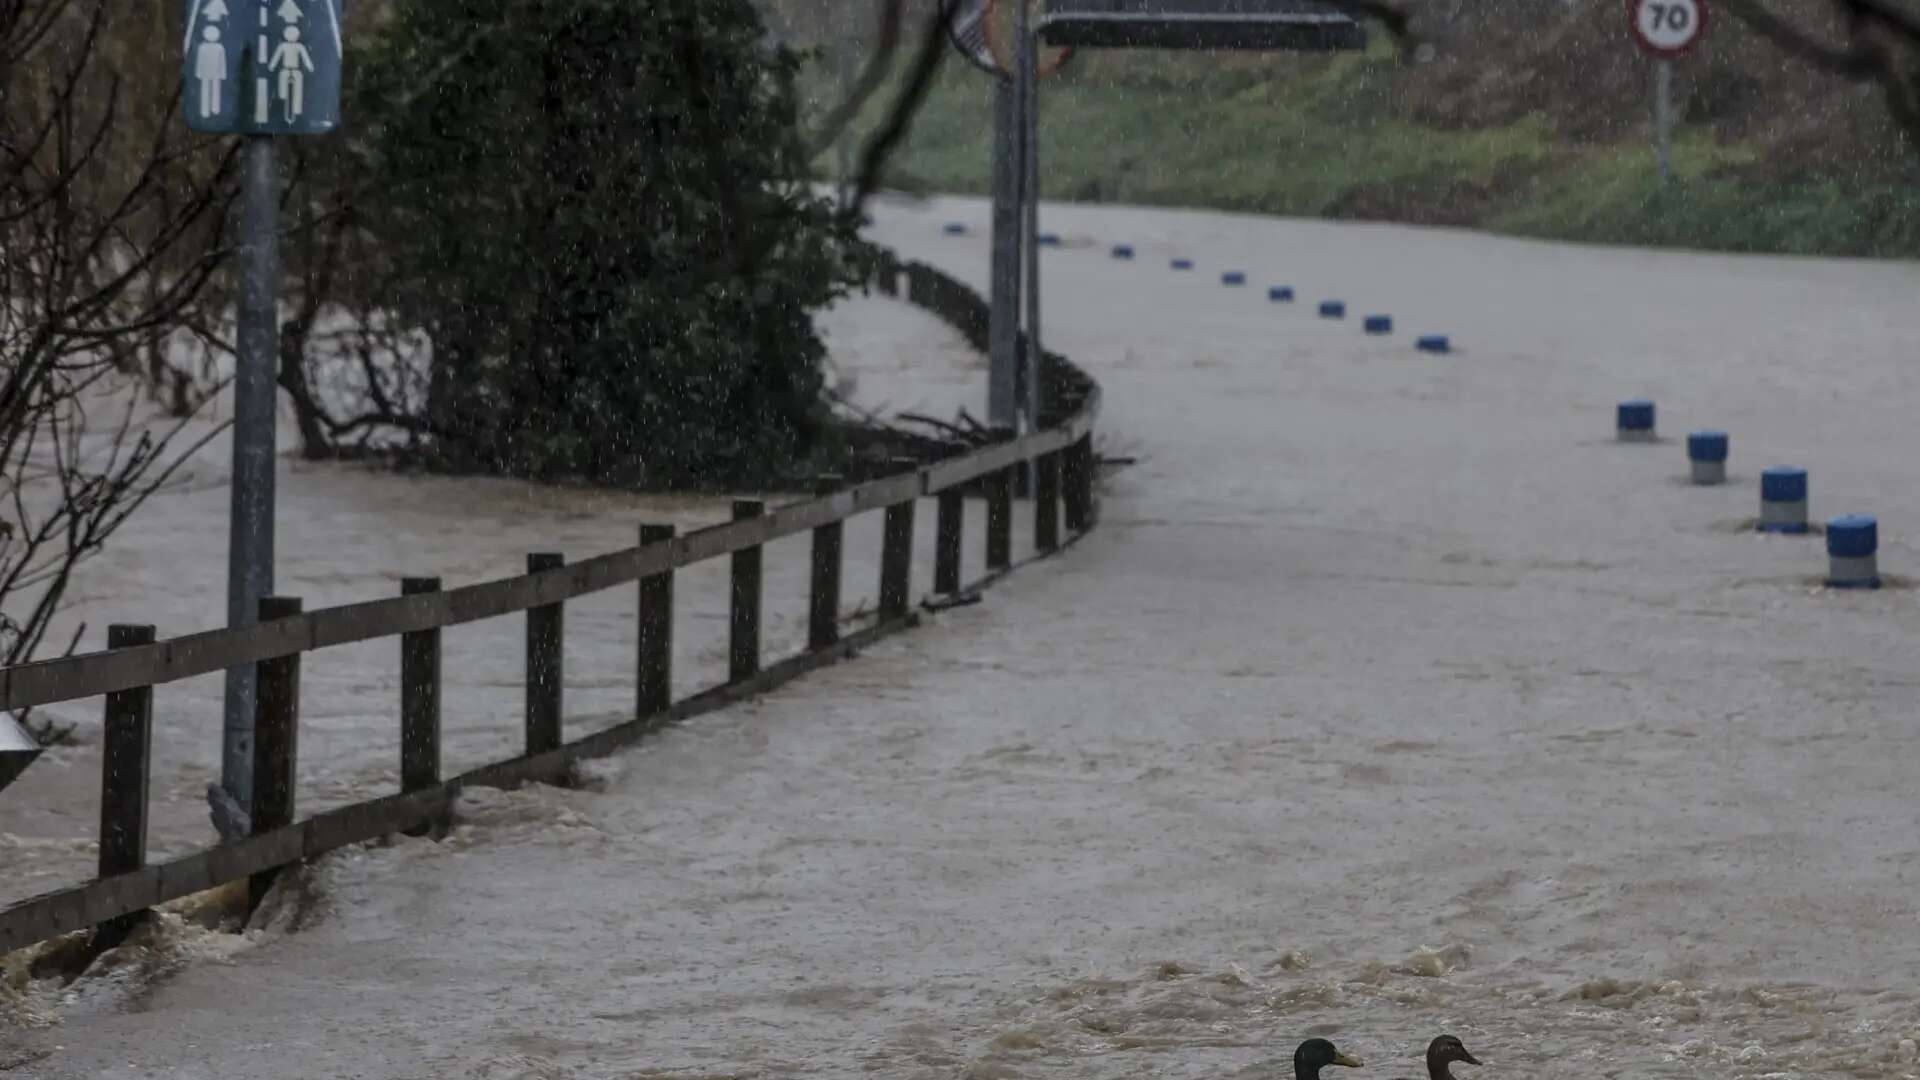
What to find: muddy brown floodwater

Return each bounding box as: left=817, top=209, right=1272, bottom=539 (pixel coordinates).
left=8, top=195, right=1920, bottom=1079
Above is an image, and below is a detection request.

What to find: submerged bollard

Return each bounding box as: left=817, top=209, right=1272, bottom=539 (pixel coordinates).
left=1687, top=430, right=1729, bottom=485
left=1758, top=466, right=1810, bottom=534
left=1826, top=514, right=1881, bottom=589
left=1222, top=271, right=1246, bottom=286
left=1617, top=399, right=1656, bottom=442
left=1171, top=258, right=1194, bottom=271
left=1416, top=335, right=1451, bottom=354
left=1363, top=315, right=1393, bottom=335
left=1112, top=244, right=1135, bottom=260
left=1269, top=286, right=1294, bottom=302
left=1319, top=301, right=1346, bottom=319
left=943, top=222, right=967, bottom=236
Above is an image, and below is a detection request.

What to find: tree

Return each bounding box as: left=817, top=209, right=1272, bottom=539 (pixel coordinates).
left=0, top=0, right=235, bottom=703
left=357, top=0, right=872, bottom=488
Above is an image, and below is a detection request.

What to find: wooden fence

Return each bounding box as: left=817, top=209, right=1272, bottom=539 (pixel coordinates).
left=0, top=256, right=1103, bottom=956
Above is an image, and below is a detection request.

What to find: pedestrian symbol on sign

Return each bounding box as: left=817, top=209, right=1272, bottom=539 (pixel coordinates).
left=196, top=25, right=228, bottom=117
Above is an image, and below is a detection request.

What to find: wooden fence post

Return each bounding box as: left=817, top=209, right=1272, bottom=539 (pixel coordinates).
left=96, top=623, right=154, bottom=946
left=1035, top=451, right=1061, bottom=553
left=249, top=596, right=302, bottom=914
left=1063, top=435, right=1093, bottom=534
left=637, top=524, right=675, bottom=717
left=400, top=578, right=441, bottom=830
left=880, top=499, right=915, bottom=619
left=986, top=466, right=1013, bottom=572
left=730, top=500, right=764, bottom=682
left=808, top=481, right=843, bottom=652
left=935, top=489, right=964, bottom=594
left=526, top=553, right=564, bottom=756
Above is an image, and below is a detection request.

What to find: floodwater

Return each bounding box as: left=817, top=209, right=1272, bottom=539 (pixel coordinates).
left=9, top=194, right=1920, bottom=1078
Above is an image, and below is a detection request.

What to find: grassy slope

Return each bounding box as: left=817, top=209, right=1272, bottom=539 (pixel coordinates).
left=827, top=41, right=1920, bottom=260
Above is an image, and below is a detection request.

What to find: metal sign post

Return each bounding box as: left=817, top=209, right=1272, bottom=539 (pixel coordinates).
left=183, top=0, right=343, bottom=837
left=1627, top=0, right=1707, bottom=188
left=1655, top=59, right=1673, bottom=186
left=1018, top=0, right=1044, bottom=440
left=988, top=79, right=1023, bottom=433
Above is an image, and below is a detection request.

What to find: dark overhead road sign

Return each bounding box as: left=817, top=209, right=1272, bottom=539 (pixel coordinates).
left=1039, top=0, right=1366, bottom=51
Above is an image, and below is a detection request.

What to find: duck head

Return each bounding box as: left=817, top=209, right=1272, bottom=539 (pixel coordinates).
left=1296, top=1038, right=1365, bottom=1080
left=1425, top=1035, right=1481, bottom=1080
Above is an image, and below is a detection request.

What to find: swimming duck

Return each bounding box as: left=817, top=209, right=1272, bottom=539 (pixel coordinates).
left=1296, top=1038, right=1365, bottom=1080
left=1412, top=1035, right=1480, bottom=1080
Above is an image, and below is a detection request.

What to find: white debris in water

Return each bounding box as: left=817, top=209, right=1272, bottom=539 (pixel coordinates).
left=1400, top=943, right=1472, bottom=978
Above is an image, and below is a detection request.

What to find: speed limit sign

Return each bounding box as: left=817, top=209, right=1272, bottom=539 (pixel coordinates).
left=1629, top=0, right=1707, bottom=57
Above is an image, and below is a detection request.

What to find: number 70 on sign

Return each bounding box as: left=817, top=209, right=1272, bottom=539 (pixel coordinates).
left=1629, top=0, right=1707, bottom=58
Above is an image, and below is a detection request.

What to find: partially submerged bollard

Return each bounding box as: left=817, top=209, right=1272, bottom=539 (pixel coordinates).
left=1617, top=399, right=1656, bottom=442
left=1171, top=258, right=1194, bottom=271
left=1826, top=514, right=1881, bottom=589
left=1363, top=315, right=1393, bottom=335
left=1222, top=271, right=1246, bottom=286
left=1758, top=466, right=1810, bottom=534
left=1269, top=286, right=1294, bottom=302
left=1416, top=335, right=1450, bottom=354
left=1687, top=430, right=1728, bottom=484
left=1111, top=244, right=1135, bottom=260
left=1319, top=301, right=1346, bottom=319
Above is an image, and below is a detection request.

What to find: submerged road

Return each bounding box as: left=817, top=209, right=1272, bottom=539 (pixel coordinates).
left=12, top=197, right=1920, bottom=1079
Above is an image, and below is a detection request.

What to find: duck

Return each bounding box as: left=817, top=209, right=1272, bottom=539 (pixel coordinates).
left=1409, top=1035, right=1481, bottom=1080
left=1296, top=1038, right=1366, bottom=1080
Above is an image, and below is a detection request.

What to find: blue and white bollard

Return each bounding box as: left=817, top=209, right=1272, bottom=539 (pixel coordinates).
left=1416, top=335, right=1450, bottom=354
left=1171, top=258, right=1194, bottom=271
left=1687, top=430, right=1728, bottom=485
left=1269, top=286, right=1294, bottom=302
left=1222, top=271, right=1246, bottom=286
left=1319, top=301, right=1346, bottom=319
left=1758, top=467, right=1809, bottom=533
left=943, top=222, right=967, bottom=236
left=1111, top=244, right=1135, bottom=260
left=1826, top=514, right=1881, bottom=589
left=1363, top=315, right=1393, bottom=335
left=1617, top=399, right=1656, bottom=442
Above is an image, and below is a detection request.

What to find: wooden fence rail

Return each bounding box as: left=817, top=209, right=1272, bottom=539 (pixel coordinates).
left=0, top=254, right=1103, bottom=957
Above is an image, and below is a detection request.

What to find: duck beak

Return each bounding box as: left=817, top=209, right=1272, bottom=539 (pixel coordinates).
left=1333, top=1052, right=1365, bottom=1068
left=1459, top=1050, right=1481, bottom=1067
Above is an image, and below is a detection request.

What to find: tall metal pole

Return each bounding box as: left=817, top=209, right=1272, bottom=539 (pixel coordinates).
left=1018, top=4, right=1043, bottom=438
left=987, top=74, right=1023, bottom=431
left=1655, top=59, right=1673, bottom=188
left=214, top=133, right=280, bottom=838
left=835, top=14, right=857, bottom=199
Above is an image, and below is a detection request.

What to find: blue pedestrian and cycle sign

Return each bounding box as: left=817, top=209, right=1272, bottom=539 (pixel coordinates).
left=183, top=0, right=342, bottom=135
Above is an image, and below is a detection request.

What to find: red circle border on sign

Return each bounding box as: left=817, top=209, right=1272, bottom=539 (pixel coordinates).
left=984, top=0, right=1074, bottom=80
left=1627, top=0, right=1709, bottom=59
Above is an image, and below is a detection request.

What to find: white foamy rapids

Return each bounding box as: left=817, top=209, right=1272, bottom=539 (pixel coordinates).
left=444, top=783, right=609, bottom=849
left=931, top=958, right=1920, bottom=1080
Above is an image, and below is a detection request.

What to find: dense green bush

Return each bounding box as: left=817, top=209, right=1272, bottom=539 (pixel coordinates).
left=362, top=0, right=869, bottom=487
